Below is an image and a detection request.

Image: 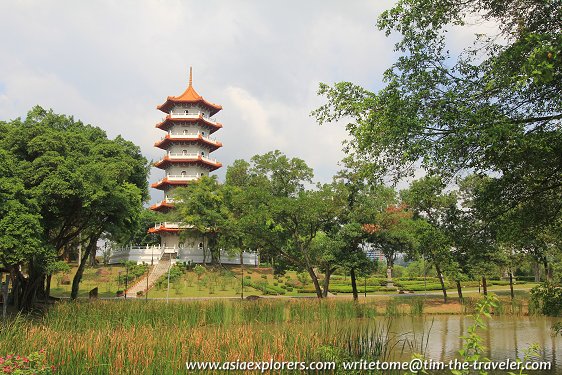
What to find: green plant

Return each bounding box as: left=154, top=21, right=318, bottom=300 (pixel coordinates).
left=185, top=274, right=195, bottom=288
left=453, top=295, right=498, bottom=375
left=530, top=283, right=562, bottom=316
left=193, top=264, right=206, bottom=281
left=551, top=322, right=562, bottom=337
left=409, top=298, right=424, bottom=316
left=385, top=299, right=401, bottom=317
left=0, top=350, right=55, bottom=374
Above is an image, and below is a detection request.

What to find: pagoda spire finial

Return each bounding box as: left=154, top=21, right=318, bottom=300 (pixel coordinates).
left=189, top=66, right=193, bottom=87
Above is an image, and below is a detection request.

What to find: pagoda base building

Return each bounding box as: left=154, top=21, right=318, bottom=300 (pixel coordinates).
left=110, top=69, right=257, bottom=266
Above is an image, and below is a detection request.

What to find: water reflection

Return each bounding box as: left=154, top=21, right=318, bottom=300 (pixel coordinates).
left=385, top=316, right=560, bottom=374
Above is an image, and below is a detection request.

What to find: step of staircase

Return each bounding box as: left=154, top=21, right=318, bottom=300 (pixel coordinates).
left=125, top=256, right=173, bottom=298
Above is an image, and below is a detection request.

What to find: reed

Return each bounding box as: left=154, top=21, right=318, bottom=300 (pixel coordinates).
left=0, top=299, right=434, bottom=374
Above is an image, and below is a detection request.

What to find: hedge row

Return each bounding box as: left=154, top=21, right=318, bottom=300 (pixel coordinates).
left=298, top=285, right=397, bottom=294
left=243, top=280, right=286, bottom=295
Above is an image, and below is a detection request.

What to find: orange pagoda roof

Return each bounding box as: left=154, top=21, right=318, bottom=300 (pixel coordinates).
left=149, top=200, right=175, bottom=212
left=157, top=68, right=222, bottom=115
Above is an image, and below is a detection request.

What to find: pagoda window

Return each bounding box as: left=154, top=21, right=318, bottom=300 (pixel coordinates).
left=201, top=131, right=206, bottom=136
left=183, top=129, right=188, bottom=135
left=182, top=150, right=187, bottom=155
left=184, top=109, right=189, bottom=115
left=198, top=242, right=204, bottom=250
left=201, top=151, right=205, bottom=157
left=181, top=171, right=186, bottom=176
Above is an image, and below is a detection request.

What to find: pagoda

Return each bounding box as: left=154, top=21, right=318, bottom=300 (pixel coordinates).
left=149, top=68, right=223, bottom=257
left=109, top=69, right=257, bottom=266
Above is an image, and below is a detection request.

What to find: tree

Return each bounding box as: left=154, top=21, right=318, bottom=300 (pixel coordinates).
left=313, top=0, right=561, bottom=236
left=226, top=151, right=340, bottom=298
left=0, top=106, right=149, bottom=307
left=173, top=176, right=232, bottom=264
left=329, top=171, right=395, bottom=301
left=401, top=176, right=458, bottom=302
left=363, top=204, right=417, bottom=286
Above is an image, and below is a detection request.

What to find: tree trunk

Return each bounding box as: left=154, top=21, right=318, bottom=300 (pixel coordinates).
left=435, top=264, right=447, bottom=303
left=508, top=270, right=514, bottom=300
left=482, top=276, right=488, bottom=296
left=19, top=260, right=45, bottom=311
left=71, top=235, right=98, bottom=300
left=89, top=244, right=97, bottom=266
left=455, top=280, right=463, bottom=301
left=533, top=262, right=540, bottom=282
left=322, top=268, right=334, bottom=298
left=45, top=274, right=52, bottom=300
left=11, top=269, right=20, bottom=308
left=306, top=267, right=323, bottom=298
left=543, top=260, right=552, bottom=282
left=350, top=267, right=359, bottom=302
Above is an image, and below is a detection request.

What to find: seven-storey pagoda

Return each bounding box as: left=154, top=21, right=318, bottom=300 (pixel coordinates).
left=149, top=68, right=222, bottom=257
left=109, top=69, right=256, bottom=266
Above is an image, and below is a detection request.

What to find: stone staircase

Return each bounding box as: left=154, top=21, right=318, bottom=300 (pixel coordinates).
left=126, top=254, right=173, bottom=298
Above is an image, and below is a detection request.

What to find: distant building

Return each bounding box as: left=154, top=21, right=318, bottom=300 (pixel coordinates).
left=110, top=69, right=257, bottom=265
left=362, top=243, right=385, bottom=263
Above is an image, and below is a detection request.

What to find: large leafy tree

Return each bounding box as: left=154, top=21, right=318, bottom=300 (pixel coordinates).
left=0, top=106, right=149, bottom=307
left=173, top=176, right=233, bottom=263
left=225, top=151, right=341, bottom=298
left=313, top=0, right=561, bottom=236
left=401, top=176, right=458, bottom=302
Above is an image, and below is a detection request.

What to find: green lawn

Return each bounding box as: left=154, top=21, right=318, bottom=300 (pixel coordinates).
left=50, top=264, right=538, bottom=299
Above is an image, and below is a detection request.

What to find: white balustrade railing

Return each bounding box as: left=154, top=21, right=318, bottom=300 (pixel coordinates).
left=166, top=153, right=219, bottom=164
left=153, top=222, right=193, bottom=230
left=166, top=174, right=199, bottom=180
left=109, top=244, right=259, bottom=265
left=161, top=132, right=219, bottom=144
left=168, top=112, right=217, bottom=124
left=153, top=175, right=198, bottom=186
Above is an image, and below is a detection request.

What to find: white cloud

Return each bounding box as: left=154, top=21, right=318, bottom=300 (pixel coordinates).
left=0, top=0, right=399, bottom=204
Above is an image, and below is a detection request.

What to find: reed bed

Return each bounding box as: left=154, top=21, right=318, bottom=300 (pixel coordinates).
left=1, top=299, right=426, bottom=374
left=4, top=297, right=521, bottom=374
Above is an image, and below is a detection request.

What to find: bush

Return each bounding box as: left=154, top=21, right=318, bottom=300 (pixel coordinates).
left=117, top=263, right=149, bottom=285
left=0, top=350, right=55, bottom=374
left=530, top=283, right=562, bottom=316
left=243, top=280, right=286, bottom=295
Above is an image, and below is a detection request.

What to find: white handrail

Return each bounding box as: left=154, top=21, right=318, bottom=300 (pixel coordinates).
left=167, top=112, right=217, bottom=123
left=163, top=133, right=218, bottom=142
left=166, top=174, right=199, bottom=179
left=166, top=153, right=219, bottom=164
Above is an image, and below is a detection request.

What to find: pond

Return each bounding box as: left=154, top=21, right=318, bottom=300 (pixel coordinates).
left=387, top=315, right=561, bottom=374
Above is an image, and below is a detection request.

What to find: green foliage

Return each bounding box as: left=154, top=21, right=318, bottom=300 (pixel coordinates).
left=530, top=283, right=562, bottom=316
left=0, top=350, right=54, bottom=374
left=454, top=295, right=498, bottom=374
left=243, top=279, right=286, bottom=295
left=193, top=264, right=206, bottom=280
left=314, top=1, right=561, bottom=252
left=1, top=106, right=150, bottom=305
left=552, top=322, right=562, bottom=337
left=118, top=263, right=149, bottom=285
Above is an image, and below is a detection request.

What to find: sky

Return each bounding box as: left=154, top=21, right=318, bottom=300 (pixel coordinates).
left=0, top=1, right=489, bottom=204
